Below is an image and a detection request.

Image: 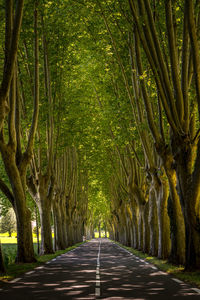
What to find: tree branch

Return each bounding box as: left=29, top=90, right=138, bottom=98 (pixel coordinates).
left=0, top=177, right=14, bottom=206
left=0, top=0, right=24, bottom=132
left=22, top=1, right=39, bottom=166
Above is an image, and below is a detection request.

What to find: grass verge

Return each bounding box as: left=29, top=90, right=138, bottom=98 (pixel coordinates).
left=113, top=241, right=200, bottom=288
left=0, top=242, right=84, bottom=282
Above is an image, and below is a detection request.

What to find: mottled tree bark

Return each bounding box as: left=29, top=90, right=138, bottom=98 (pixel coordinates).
left=0, top=242, right=6, bottom=274
left=148, top=187, right=158, bottom=256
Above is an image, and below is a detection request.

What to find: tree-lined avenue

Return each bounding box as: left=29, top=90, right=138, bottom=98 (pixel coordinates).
left=1, top=0, right=200, bottom=292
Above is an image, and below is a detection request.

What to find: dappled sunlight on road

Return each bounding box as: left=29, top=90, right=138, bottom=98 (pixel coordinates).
left=0, top=240, right=100, bottom=299
left=0, top=239, right=199, bottom=299
left=99, top=239, right=199, bottom=299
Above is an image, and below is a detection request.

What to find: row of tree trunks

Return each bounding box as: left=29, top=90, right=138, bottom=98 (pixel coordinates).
left=0, top=1, right=37, bottom=263
left=108, top=145, right=181, bottom=265
left=53, top=149, right=88, bottom=250
left=97, top=0, right=199, bottom=269
left=127, top=0, right=200, bottom=269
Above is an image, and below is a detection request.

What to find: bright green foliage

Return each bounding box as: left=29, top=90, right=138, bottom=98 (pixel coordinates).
left=0, top=209, right=16, bottom=237
left=1, top=0, right=199, bottom=268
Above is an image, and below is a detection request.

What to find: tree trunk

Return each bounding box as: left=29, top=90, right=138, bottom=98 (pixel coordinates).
left=0, top=242, right=5, bottom=274
left=129, top=223, right=134, bottom=247
left=148, top=187, right=158, bottom=256
left=167, top=184, right=185, bottom=264
left=15, top=205, right=35, bottom=262
left=119, top=227, right=126, bottom=245
left=155, top=178, right=171, bottom=259
left=142, top=203, right=150, bottom=253
left=53, top=202, right=65, bottom=250
left=138, top=211, right=143, bottom=250
left=104, top=223, right=107, bottom=238
left=163, top=156, right=185, bottom=264
left=38, top=200, right=53, bottom=254
left=61, top=201, right=68, bottom=247
left=98, top=222, right=101, bottom=238
left=132, top=216, right=138, bottom=249
left=2, top=154, right=35, bottom=263
left=130, top=205, right=138, bottom=249
left=184, top=211, right=200, bottom=269
left=125, top=217, right=131, bottom=246
left=67, top=222, right=73, bottom=246
left=35, top=204, right=40, bottom=255
left=175, top=144, right=200, bottom=269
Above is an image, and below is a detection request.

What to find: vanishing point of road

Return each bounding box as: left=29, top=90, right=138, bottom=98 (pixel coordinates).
left=0, top=238, right=200, bottom=299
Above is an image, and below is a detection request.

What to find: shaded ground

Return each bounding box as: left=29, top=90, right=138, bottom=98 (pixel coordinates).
left=100, top=240, right=200, bottom=299
left=0, top=241, right=98, bottom=299
left=0, top=239, right=199, bottom=299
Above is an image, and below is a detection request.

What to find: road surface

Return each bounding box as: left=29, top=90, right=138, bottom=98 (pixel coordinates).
left=0, top=238, right=199, bottom=299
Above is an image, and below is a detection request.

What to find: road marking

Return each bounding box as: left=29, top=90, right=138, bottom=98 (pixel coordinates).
left=95, top=240, right=101, bottom=297
left=97, top=241, right=101, bottom=265
left=95, top=287, right=100, bottom=297
left=192, top=288, right=200, bottom=294
left=172, top=278, right=183, bottom=284
left=11, top=278, right=21, bottom=283
left=96, top=280, right=100, bottom=287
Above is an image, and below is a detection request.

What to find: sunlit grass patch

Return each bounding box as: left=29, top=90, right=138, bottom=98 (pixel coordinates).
left=0, top=232, right=40, bottom=244
left=113, top=241, right=200, bottom=288
left=0, top=232, right=17, bottom=237
left=0, top=236, right=17, bottom=244
left=94, top=231, right=109, bottom=238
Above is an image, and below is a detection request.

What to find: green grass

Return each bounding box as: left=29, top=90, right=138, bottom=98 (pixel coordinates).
left=1, top=243, right=40, bottom=266
left=0, top=242, right=85, bottom=282
left=114, top=241, right=200, bottom=288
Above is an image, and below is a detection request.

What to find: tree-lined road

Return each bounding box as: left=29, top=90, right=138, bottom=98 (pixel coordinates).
left=0, top=239, right=199, bottom=299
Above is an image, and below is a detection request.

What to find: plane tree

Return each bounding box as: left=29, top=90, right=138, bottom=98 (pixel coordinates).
left=0, top=0, right=37, bottom=263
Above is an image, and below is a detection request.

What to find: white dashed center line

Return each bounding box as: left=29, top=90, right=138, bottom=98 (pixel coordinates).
left=95, top=287, right=101, bottom=297
left=95, top=240, right=101, bottom=297
left=96, top=280, right=100, bottom=287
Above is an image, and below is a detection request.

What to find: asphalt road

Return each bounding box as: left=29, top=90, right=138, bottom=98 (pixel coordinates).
left=0, top=238, right=199, bottom=299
